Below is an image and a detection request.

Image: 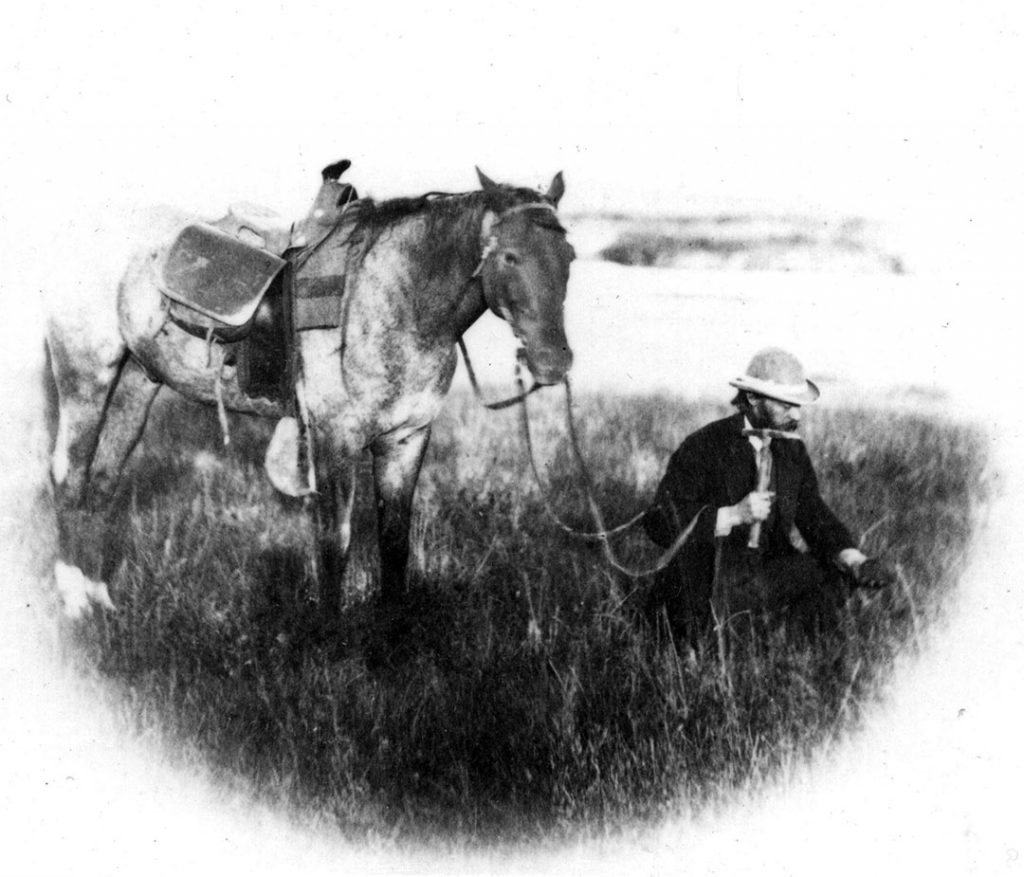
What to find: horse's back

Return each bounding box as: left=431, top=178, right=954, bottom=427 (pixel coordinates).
left=43, top=205, right=197, bottom=364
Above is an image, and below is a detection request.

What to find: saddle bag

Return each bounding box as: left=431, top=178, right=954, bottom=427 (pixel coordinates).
left=159, top=222, right=287, bottom=342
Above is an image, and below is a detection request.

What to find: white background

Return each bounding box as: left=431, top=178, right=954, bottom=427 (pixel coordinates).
left=1, top=2, right=1022, bottom=874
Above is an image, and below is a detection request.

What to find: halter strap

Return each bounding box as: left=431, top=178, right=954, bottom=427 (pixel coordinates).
left=471, top=235, right=499, bottom=278
left=470, top=200, right=558, bottom=278
left=495, top=201, right=558, bottom=220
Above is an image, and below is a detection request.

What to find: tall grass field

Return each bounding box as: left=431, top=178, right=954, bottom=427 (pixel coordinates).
left=65, top=388, right=992, bottom=846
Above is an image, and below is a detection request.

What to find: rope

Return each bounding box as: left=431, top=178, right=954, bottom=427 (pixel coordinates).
left=214, top=348, right=231, bottom=447
left=559, top=373, right=706, bottom=578
left=510, top=359, right=705, bottom=579
left=204, top=327, right=231, bottom=447
left=450, top=194, right=700, bottom=578
left=515, top=361, right=644, bottom=541
left=457, top=338, right=542, bottom=410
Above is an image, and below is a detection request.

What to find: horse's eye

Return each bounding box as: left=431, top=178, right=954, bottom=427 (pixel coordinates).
left=502, top=252, right=520, bottom=267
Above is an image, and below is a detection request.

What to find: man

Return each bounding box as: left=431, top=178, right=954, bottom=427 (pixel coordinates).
left=643, top=347, right=894, bottom=641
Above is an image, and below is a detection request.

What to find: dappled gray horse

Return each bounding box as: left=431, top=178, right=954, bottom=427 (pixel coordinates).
left=46, top=168, right=575, bottom=618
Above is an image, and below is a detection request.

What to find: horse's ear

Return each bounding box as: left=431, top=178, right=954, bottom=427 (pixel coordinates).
left=545, top=171, right=565, bottom=207
left=476, top=167, right=499, bottom=192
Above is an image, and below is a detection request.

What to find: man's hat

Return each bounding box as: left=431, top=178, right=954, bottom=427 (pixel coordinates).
left=729, top=347, right=820, bottom=406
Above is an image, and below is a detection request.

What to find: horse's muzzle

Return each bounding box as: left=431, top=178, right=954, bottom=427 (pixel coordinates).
left=522, top=343, right=573, bottom=386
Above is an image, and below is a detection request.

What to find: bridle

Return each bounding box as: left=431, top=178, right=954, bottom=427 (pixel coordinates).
left=459, top=199, right=561, bottom=410
left=470, top=200, right=560, bottom=278
left=460, top=201, right=703, bottom=582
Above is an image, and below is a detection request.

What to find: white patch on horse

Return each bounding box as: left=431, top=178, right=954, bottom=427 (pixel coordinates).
left=54, top=561, right=116, bottom=619
left=338, top=520, right=352, bottom=553
left=380, top=465, right=408, bottom=493
left=51, top=415, right=71, bottom=485
left=192, top=450, right=223, bottom=478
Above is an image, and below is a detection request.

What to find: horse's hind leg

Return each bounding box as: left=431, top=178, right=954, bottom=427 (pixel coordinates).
left=46, top=328, right=126, bottom=510
left=47, top=327, right=127, bottom=611
left=86, top=355, right=162, bottom=513
left=51, top=346, right=162, bottom=599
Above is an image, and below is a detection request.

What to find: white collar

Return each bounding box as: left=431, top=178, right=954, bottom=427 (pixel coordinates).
left=742, top=417, right=763, bottom=451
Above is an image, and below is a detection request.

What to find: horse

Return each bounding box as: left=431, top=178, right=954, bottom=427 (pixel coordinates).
left=45, top=167, right=575, bottom=621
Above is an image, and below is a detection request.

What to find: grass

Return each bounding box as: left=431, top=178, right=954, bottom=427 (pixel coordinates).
left=65, top=388, right=992, bottom=846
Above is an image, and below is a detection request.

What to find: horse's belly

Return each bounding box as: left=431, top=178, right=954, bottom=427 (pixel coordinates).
left=118, top=253, right=282, bottom=418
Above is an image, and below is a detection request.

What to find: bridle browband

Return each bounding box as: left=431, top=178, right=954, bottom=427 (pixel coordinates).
left=459, top=198, right=562, bottom=409
left=470, top=200, right=560, bottom=278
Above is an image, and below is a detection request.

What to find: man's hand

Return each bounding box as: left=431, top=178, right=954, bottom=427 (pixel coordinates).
left=732, top=491, right=774, bottom=525
left=852, top=557, right=897, bottom=589
left=715, top=491, right=775, bottom=536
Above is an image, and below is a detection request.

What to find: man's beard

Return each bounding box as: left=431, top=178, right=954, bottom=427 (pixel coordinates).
left=748, top=405, right=799, bottom=433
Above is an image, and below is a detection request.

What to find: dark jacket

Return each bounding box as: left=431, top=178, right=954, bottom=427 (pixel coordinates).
left=643, top=413, right=855, bottom=625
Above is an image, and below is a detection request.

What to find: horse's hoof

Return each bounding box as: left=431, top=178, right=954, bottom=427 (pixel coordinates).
left=54, top=561, right=116, bottom=619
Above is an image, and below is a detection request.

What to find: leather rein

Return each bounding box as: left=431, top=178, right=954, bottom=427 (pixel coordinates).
left=459, top=203, right=703, bottom=579
left=457, top=199, right=557, bottom=410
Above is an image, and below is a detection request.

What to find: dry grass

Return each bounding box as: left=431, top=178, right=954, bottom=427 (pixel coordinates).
left=64, top=388, right=992, bottom=845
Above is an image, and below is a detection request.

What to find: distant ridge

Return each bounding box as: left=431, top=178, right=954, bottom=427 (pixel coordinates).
left=566, top=212, right=906, bottom=274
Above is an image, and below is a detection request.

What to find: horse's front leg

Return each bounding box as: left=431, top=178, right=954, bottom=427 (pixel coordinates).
left=371, top=426, right=432, bottom=605
left=309, top=448, right=357, bottom=622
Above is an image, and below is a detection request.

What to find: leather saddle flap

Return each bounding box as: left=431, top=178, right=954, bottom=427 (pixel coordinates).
left=160, top=222, right=286, bottom=327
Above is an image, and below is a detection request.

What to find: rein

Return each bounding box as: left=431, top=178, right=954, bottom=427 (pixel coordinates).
left=458, top=339, right=542, bottom=410
left=509, top=355, right=642, bottom=541
left=512, top=361, right=706, bottom=579
left=457, top=198, right=559, bottom=409
left=459, top=197, right=700, bottom=578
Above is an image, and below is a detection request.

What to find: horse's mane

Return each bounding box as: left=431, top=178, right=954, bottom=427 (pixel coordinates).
left=338, top=186, right=565, bottom=278
left=351, top=185, right=555, bottom=231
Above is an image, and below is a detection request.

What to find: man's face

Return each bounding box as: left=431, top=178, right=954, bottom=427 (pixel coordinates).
left=747, top=394, right=801, bottom=431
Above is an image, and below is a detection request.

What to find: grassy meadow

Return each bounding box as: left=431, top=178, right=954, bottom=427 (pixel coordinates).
left=65, top=387, right=992, bottom=846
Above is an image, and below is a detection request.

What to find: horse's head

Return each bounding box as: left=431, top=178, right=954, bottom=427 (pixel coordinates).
left=475, top=168, right=576, bottom=386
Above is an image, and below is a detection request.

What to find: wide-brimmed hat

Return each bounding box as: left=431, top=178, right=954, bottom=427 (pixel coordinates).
left=728, top=347, right=820, bottom=406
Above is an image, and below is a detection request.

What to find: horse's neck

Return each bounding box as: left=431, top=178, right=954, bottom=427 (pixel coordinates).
left=383, top=204, right=489, bottom=342
left=448, top=275, right=488, bottom=340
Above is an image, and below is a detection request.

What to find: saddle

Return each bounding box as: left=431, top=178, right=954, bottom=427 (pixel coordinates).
left=156, top=160, right=358, bottom=401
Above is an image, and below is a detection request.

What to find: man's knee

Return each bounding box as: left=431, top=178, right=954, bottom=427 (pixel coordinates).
left=760, top=554, right=835, bottom=606
left=643, top=575, right=712, bottom=642
left=772, top=557, right=848, bottom=635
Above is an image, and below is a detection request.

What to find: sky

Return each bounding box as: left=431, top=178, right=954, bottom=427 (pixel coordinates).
left=2, top=1, right=1020, bottom=272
